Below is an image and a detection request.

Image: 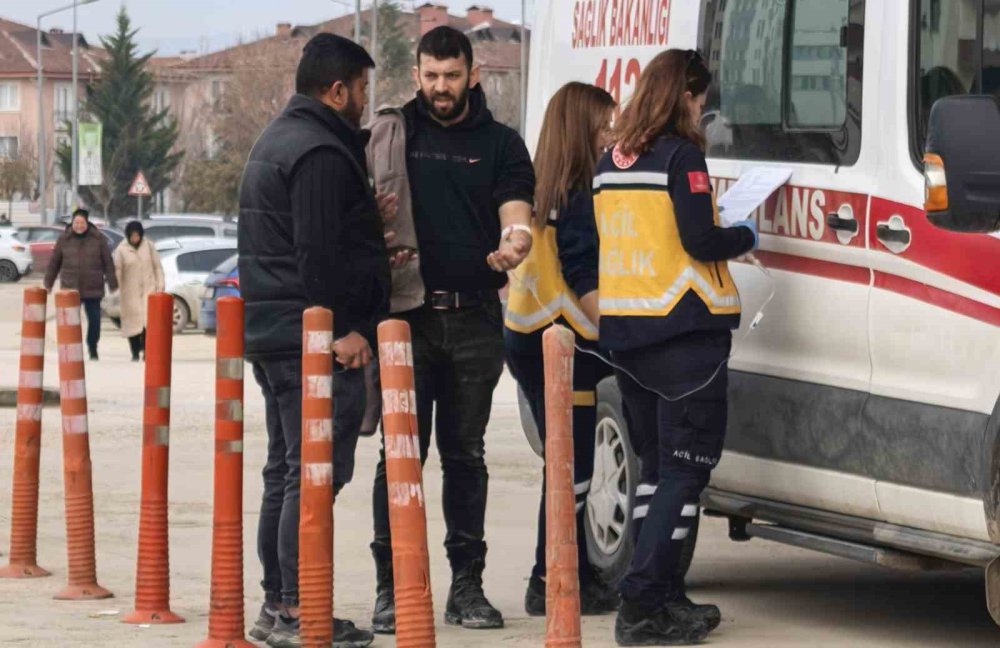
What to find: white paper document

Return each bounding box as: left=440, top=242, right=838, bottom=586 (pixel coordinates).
left=716, top=167, right=794, bottom=227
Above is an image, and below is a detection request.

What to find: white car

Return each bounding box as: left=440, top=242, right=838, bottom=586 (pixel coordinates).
left=0, top=229, right=33, bottom=282
left=103, top=237, right=236, bottom=333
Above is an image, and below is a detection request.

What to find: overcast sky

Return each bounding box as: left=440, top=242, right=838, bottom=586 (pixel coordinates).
left=11, top=0, right=530, bottom=56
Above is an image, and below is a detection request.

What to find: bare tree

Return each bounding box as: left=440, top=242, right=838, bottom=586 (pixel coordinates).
left=0, top=142, right=36, bottom=219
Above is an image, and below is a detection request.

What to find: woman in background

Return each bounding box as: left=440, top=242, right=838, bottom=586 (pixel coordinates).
left=113, top=221, right=164, bottom=361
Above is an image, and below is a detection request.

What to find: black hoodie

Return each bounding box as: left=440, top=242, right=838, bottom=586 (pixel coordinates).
left=402, top=85, right=535, bottom=293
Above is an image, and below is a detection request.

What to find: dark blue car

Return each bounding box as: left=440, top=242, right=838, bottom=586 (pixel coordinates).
left=199, top=253, right=239, bottom=333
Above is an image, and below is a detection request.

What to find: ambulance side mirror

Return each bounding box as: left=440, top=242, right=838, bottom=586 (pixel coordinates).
left=923, top=95, right=1000, bottom=233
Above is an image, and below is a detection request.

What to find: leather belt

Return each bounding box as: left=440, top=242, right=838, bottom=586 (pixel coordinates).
left=428, top=290, right=485, bottom=311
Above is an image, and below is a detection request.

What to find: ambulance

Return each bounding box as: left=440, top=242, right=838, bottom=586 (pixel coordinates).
left=518, top=0, right=1000, bottom=621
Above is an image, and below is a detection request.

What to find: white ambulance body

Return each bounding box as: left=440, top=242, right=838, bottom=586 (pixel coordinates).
left=524, top=0, right=1000, bottom=606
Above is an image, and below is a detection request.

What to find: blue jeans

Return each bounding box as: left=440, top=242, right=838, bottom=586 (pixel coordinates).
left=252, top=357, right=367, bottom=607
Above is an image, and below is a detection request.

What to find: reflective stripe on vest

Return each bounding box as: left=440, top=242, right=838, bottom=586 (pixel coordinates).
left=594, top=170, right=740, bottom=318
left=505, top=221, right=599, bottom=340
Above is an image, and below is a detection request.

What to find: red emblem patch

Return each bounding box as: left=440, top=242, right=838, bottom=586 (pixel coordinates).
left=687, top=171, right=711, bottom=194
left=612, top=145, right=639, bottom=170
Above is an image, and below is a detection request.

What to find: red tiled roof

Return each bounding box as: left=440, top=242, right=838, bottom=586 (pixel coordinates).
left=0, top=16, right=101, bottom=79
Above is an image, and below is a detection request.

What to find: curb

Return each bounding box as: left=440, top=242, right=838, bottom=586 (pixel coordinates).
left=0, top=389, right=60, bottom=408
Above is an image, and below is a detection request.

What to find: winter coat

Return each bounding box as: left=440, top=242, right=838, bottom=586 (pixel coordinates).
left=44, top=224, right=119, bottom=300
left=113, top=238, right=164, bottom=337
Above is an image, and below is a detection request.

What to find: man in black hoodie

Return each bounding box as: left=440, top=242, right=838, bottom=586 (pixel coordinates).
left=239, top=33, right=387, bottom=648
left=369, top=26, right=535, bottom=634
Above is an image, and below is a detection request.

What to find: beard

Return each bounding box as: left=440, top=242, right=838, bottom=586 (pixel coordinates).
left=338, top=95, right=365, bottom=128
left=423, top=85, right=470, bottom=122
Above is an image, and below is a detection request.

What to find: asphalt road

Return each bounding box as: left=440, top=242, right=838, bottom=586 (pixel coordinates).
left=0, top=277, right=996, bottom=647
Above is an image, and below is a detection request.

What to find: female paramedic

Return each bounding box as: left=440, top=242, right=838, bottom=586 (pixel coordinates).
left=503, top=81, right=620, bottom=617
left=592, top=50, right=758, bottom=646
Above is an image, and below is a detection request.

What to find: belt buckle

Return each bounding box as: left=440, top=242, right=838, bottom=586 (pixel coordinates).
left=430, top=291, right=457, bottom=310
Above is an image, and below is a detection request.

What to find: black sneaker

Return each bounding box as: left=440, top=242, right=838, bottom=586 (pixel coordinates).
left=666, top=595, right=721, bottom=633
left=88, top=348, right=99, bottom=360
left=524, top=576, right=545, bottom=617
left=615, top=601, right=708, bottom=646
left=445, top=561, right=504, bottom=629
left=249, top=602, right=279, bottom=641
left=333, top=618, right=374, bottom=648
left=265, top=614, right=300, bottom=648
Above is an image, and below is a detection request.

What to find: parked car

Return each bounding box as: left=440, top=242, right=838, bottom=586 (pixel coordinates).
left=524, top=0, right=1000, bottom=619
left=139, top=215, right=237, bottom=242
left=198, top=254, right=239, bottom=334
left=103, top=238, right=236, bottom=333
left=21, top=224, right=124, bottom=275
left=0, top=229, right=33, bottom=282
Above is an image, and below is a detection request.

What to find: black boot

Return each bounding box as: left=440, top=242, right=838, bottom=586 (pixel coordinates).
left=580, top=568, right=620, bottom=615
left=615, top=599, right=708, bottom=647
left=445, top=560, right=504, bottom=629
left=524, top=575, right=545, bottom=617
left=370, top=546, right=395, bottom=634
left=666, top=595, right=721, bottom=633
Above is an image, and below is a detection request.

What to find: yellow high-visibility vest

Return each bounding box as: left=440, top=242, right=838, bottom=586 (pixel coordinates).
left=504, top=217, right=598, bottom=341
left=593, top=170, right=741, bottom=318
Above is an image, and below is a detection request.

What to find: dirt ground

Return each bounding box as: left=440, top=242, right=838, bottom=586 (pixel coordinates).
left=0, top=277, right=997, bottom=647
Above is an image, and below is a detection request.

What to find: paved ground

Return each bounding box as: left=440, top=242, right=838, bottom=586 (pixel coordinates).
left=0, top=277, right=997, bottom=647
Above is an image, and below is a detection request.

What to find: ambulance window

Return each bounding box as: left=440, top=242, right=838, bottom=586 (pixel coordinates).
left=700, top=0, right=864, bottom=165
left=788, top=0, right=850, bottom=128
left=912, top=0, right=1000, bottom=164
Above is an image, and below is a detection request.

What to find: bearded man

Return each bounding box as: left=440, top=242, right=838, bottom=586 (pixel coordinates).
left=238, top=32, right=389, bottom=648
left=367, top=25, right=536, bottom=635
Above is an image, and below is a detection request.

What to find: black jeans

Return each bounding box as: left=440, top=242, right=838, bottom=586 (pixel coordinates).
left=612, top=330, right=731, bottom=606
left=506, top=344, right=611, bottom=583
left=81, top=297, right=102, bottom=354
left=252, top=357, right=368, bottom=607
left=128, top=329, right=146, bottom=359
left=371, top=298, right=505, bottom=573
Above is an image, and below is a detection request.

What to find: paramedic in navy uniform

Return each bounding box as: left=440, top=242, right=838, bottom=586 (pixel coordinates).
left=592, top=50, right=758, bottom=646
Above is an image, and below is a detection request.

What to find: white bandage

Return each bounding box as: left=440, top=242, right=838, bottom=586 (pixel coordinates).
left=500, top=223, right=533, bottom=242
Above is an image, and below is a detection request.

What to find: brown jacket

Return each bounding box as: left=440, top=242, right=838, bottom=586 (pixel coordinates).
left=44, top=224, right=119, bottom=299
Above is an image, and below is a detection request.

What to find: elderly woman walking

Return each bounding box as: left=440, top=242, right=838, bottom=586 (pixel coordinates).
left=113, top=221, right=164, bottom=361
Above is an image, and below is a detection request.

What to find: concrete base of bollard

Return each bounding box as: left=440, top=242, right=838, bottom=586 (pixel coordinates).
left=0, top=563, right=51, bottom=579
left=54, top=584, right=114, bottom=600
left=121, top=609, right=184, bottom=624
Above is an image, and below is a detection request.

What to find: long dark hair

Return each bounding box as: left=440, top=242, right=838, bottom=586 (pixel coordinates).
left=533, top=82, right=616, bottom=227
left=614, top=49, right=712, bottom=155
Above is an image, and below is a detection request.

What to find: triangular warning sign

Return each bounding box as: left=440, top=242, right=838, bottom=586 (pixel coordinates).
left=128, top=171, right=151, bottom=197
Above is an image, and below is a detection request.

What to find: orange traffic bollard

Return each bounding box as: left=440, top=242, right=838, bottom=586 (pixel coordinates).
left=377, top=320, right=435, bottom=648
left=53, top=290, right=112, bottom=600
left=124, top=292, right=183, bottom=623
left=0, top=287, right=51, bottom=579
left=197, top=296, right=254, bottom=648
left=299, top=307, right=334, bottom=647
left=542, top=325, right=582, bottom=648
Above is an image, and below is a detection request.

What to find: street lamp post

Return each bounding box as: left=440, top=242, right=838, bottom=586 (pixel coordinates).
left=36, top=0, right=99, bottom=223
left=520, top=0, right=527, bottom=137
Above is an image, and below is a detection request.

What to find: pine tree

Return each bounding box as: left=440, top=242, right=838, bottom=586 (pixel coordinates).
left=58, top=8, right=181, bottom=219
left=366, top=0, right=415, bottom=107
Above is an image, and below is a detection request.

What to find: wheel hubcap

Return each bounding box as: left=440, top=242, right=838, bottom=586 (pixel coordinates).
left=587, top=416, right=630, bottom=557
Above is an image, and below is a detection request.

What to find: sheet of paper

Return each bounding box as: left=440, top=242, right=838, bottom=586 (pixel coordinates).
left=716, top=167, right=794, bottom=227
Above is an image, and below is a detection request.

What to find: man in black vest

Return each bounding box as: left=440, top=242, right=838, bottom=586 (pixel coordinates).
left=369, top=26, right=535, bottom=635
left=239, top=33, right=388, bottom=648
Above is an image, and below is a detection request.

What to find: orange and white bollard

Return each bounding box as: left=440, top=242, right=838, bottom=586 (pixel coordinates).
left=299, top=307, right=334, bottom=647
left=197, top=296, right=254, bottom=648
left=378, top=320, right=435, bottom=648
left=53, top=290, right=112, bottom=600
left=124, top=292, right=183, bottom=624
left=543, top=325, right=582, bottom=648
left=0, top=287, right=51, bottom=579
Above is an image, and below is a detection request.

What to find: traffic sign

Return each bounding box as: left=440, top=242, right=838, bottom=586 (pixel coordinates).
left=128, top=171, right=152, bottom=197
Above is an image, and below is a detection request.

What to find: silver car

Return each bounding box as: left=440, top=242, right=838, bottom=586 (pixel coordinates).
left=138, top=215, right=237, bottom=242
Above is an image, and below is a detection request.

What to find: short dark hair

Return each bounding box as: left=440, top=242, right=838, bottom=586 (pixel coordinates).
left=72, top=208, right=89, bottom=220
left=296, top=33, right=375, bottom=97
left=417, top=26, right=474, bottom=71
